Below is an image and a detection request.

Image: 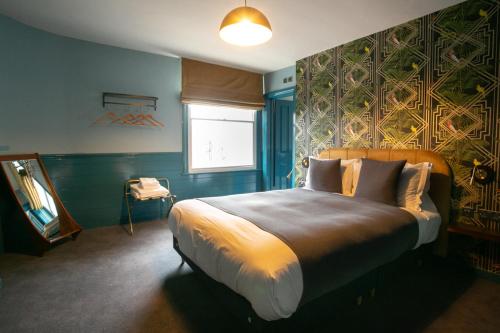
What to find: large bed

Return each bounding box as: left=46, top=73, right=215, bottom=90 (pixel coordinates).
left=168, top=148, right=451, bottom=323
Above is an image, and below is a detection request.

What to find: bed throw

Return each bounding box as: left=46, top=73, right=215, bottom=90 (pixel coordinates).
left=199, top=188, right=418, bottom=304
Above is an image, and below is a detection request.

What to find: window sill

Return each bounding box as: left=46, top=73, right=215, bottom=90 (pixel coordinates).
left=182, top=167, right=261, bottom=176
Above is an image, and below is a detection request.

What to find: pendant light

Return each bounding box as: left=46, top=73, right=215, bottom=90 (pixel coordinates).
left=219, top=0, right=272, bottom=46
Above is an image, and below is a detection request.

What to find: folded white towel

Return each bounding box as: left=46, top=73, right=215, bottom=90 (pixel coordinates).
left=140, top=183, right=160, bottom=190
left=131, top=191, right=169, bottom=200
left=130, top=184, right=169, bottom=199
left=139, top=177, right=159, bottom=185
left=134, top=188, right=169, bottom=197
left=139, top=177, right=160, bottom=190
left=131, top=184, right=168, bottom=194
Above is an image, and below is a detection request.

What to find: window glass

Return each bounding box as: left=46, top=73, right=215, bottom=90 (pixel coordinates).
left=188, top=104, right=256, bottom=172
left=189, top=104, right=255, bottom=121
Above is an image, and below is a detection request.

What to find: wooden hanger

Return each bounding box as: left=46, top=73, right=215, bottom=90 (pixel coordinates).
left=132, top=113, right=164, bottom=127
left=111, top=113, right=136, bottom=126
left=132, top=114, right=151, bottom=127
left=92, top=111, right=119, bottom=125
left=145, top=114, right=165, bottom=127
left=94, top=109, right=164, bottom=128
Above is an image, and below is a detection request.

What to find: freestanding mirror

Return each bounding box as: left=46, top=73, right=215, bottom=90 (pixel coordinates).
left=0, top=154, right=81, bottom=255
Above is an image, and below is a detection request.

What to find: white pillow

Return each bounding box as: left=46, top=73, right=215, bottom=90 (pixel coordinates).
left=304, top=157, right=314, bottom=189
left=340, top=159, right=360, bottom=196
left=350, top=159, right=363, bottom=195
left=397, top=162, right=432, bottom=211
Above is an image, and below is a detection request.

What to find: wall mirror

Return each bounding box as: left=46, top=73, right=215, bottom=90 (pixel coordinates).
left=0, top=154, right=81, bottom=255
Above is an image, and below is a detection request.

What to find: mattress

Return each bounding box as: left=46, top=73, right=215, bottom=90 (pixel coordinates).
left=167, top=193, right=441, bottom=321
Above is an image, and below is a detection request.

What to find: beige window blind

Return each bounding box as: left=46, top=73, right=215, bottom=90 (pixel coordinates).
left=181, top=58, right=264, bottom=109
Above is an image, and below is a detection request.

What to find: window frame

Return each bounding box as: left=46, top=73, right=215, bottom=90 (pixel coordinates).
left=187, top=104, right=258, bottom=174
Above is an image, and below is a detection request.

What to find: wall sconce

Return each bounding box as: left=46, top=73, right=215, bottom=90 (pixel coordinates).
left=301, top=156, right=309, bottom=168
left=470, top=159, right=495, bottom=185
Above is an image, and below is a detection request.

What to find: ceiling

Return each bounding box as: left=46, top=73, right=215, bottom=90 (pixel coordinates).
left=0, top=0, right=464, bottom=73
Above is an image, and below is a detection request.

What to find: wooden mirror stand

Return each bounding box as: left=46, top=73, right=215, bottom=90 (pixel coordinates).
left=0, top=153, right=81, bottom=256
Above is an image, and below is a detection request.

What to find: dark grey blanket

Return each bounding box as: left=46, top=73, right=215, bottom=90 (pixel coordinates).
left=199, top=189, right=418, bottom=304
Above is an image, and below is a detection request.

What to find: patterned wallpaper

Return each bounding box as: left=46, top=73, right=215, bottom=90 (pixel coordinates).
left=295, top=0, right=500, bottom=274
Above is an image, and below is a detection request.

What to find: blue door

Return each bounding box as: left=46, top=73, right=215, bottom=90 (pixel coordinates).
left=272, top=99, right=294, bottom=189
left=263, top=90, right=295, bottom=190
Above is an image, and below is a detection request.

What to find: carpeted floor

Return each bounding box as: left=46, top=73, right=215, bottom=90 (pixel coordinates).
left=0, top=220, right=499, bottom=333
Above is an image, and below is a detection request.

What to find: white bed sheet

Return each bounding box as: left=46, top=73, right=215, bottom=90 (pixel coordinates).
left=168, top=193, right=441, bottom=321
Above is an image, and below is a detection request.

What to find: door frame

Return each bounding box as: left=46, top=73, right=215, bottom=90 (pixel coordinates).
left=263, top=87, right=296, bottom=190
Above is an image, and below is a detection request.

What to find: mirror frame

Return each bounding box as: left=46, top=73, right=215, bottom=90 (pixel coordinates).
left=0, top=153, right=81, bottom=255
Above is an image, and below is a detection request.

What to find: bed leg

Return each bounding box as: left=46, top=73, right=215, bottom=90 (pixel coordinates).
left=173, top=237, right=186, bottom=267
left=245, top=312, right=266, bottom=333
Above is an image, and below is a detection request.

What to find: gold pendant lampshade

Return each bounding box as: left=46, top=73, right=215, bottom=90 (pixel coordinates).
left=219, top=1, right=272, bottom=46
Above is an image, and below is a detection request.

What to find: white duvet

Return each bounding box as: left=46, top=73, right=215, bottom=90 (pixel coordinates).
left=167, top=193, right=441, bottom=321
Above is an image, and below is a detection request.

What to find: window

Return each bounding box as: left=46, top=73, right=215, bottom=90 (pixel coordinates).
left=188, top=104, right=257, bottom=173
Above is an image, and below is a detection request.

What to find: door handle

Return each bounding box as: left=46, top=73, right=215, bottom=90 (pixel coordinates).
left=286, top=169, right=293, bottom=180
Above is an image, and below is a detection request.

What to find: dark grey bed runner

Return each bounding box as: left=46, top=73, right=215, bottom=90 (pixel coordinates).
left=198, top=189, right=418, bottom=304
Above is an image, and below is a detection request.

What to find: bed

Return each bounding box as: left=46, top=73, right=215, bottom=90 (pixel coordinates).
left=168, top=148, right=451, bottom=323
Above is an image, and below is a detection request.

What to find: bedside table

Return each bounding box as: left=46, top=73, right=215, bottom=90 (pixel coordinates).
left=448, top=224, right=500, bottom=242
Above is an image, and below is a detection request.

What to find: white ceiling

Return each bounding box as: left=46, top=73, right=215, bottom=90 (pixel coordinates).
left=0, top=0, right=464, bottom=73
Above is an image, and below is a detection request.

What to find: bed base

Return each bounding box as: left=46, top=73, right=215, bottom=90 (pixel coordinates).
left=173, top=236, right=433, bottom=331
left=173, top=237, right=266, bottom=330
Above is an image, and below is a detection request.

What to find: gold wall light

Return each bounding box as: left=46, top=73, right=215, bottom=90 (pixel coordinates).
left=219, top=0, right=272, bottom=46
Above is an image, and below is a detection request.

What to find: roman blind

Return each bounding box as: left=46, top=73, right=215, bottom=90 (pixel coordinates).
left=181, top=58, right=265, bottom=109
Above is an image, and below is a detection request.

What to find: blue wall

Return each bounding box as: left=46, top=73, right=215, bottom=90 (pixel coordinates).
left=42, top=153, right=261, bottom=229
left=0, top=14, right=182, bottom=154
left=0, top=15, right=263, bottom=246
left=264, top=66, right=296, bottom=93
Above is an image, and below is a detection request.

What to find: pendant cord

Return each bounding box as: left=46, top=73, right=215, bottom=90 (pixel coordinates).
left=245, top=0, right=247, bottom=7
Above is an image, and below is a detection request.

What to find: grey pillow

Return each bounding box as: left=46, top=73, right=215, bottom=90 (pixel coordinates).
left=307, top=158, right=342, bottom=193
left=354, top=158, right=406, bottom=205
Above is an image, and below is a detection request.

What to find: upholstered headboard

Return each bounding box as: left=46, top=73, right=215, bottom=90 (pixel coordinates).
left=318, top=148, right=452, bottom=256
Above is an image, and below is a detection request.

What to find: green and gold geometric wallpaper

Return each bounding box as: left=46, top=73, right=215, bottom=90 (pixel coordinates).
left=295, top=0, right=500, bottom=275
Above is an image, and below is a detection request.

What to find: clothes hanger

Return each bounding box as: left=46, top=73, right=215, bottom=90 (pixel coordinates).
left=92, top=111, right=118, bottom=125
left=133, top=113, right=164, bottom=128
left=110, top=105, right=137, bottom=126
left=145, top=114, right=165, bottom=127
left=132, top=114, right=150, bottom=127
left=131, top=106, right=154, bottom=127
left=122, top=114, right=138, bottom=126
left=109, top=113, right=133, bottom=126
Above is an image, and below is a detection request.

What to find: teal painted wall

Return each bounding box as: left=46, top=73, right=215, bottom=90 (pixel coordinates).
left=0, top=14, right=182, bottom=154
left=264, top=66, right=296, bottom=93
left=0, top=15, right=263, bottom=247
left=42, top=153, right=262, bottom=229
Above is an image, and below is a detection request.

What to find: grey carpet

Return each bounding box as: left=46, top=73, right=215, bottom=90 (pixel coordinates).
left=0, top=220, right=498, bottom=333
